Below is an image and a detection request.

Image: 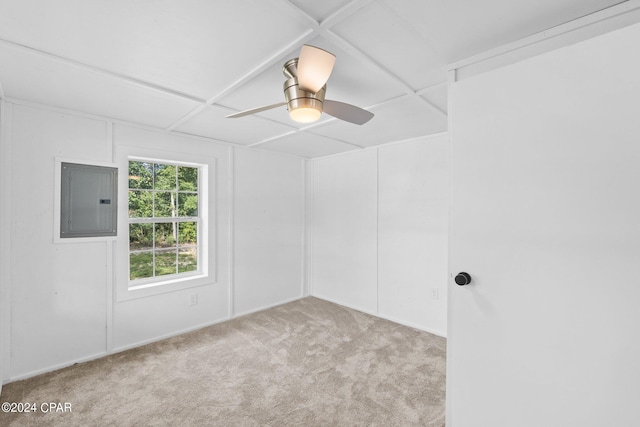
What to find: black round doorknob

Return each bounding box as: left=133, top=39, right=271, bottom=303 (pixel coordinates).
left=455, top=272, right=472, bottom=286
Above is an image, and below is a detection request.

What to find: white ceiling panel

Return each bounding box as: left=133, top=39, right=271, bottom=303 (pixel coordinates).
left=0, top=0, right=311, bottom=99
left=378, top=0, right=625, bottom=63
left=258, top=132, right=360, bottom=158
left=331, top=1, right=447, bottom=91
left=0, top=0, right=633, bottom=158
left=0, top=43, right=201, bottom=128
left=176, top=105, right=295, bottom=146
left=310, top=96, right=447, bottom=148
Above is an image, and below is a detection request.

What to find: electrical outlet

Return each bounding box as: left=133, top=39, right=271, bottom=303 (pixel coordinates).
left=431, top=289, right=440, bottom=300
left=189, top=293, right=198, bottom=306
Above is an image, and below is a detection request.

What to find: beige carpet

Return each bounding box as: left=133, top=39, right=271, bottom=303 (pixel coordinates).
left=0, top=297, right=446, bottom=426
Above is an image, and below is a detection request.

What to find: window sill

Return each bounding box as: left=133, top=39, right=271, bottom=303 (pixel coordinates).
left=117, top=273, right=214, bottom=302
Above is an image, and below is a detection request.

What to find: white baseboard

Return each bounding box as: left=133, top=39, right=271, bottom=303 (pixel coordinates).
left=3, top=297, right=306, bottom=385
left=5, top=351, right=108, bottom=384
left=311, top=294, right=447, bottom=338
left=4, top=316, right=231, bottom=384
left=231, top=295, right=305, bottom=319
left=111, top=316, right=231, bottom=355
left=376, top=312, right=447, bottom=338
left=310, top=293, right=375, bottom=319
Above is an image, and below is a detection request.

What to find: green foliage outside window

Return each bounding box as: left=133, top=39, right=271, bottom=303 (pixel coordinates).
left=128, top=161, right=199, bottom=281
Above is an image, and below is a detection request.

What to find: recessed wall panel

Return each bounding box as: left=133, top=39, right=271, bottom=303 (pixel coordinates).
left=311, top=150, right=377, bottom=312
left=233, top=148, right=305, bottom=315
left=378, top=135, right=448, bottom=334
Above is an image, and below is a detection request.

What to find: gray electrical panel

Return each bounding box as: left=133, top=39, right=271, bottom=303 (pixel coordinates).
left=60, top=162, right=118, bottom=238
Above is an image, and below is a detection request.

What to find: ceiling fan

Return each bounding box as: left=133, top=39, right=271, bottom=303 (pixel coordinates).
left=226, top=45, right=374, bottom=125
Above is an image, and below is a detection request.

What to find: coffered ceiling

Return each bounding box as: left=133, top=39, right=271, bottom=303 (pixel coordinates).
left=0, top=0, right=627, bottom=157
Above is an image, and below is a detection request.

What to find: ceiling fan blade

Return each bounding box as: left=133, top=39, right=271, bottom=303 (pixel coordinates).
left=297, top=45, right=336, bottom=93
left=323, top=100, right=374, bottom=125
left=226, top=102, right=286, bottom=118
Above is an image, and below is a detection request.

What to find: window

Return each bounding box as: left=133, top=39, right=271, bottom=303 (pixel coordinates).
left=128, top=160, right=200, bottom=286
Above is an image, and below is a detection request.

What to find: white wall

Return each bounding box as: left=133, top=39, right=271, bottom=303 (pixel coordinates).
left=448, top=23, right=640, bottom=426
left=311, top=149, right=378, bottom=313
left=311, top=135, right=449, bottom=335
left=232, top=148, right=305, bottom=316
left=111, top=125, right=231, bottom=351
left=8, top=105, right=111, bottom=376
left=0, top=101, right=306, bottom=381
left=378, top=138, right=448, bottom=334
left=0, top=98, right=446, bottom=381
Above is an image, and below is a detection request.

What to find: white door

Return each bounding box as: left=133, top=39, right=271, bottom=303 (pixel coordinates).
left=448, top=24, right=640, bottom=426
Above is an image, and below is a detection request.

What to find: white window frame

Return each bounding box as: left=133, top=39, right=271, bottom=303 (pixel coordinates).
left=127, top=158, right=202, bottom=287
left=116, top=146, right=215, bottom=301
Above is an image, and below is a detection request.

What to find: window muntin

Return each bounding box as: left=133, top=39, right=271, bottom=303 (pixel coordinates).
left=128, top=161, right=200, bottom=284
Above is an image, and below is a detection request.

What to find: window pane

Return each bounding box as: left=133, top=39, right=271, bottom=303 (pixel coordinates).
left=154, top=222, right=176, bottom=248
left=178, top=166, right=198, bottom=191
left=154, top=164, right=176, bottom=191
left=155, top=249, right=177, bottom=276
left=130, top=252, right=153, bottom=280
left=178, top=248, right=197, bottom=273
left=128, top=160, right=203, bottom=285
left=129, top=223, right=153, bottom=250
left=178, top=193, right=198, bottom=217
left=178, top=222, right=197, bottom=246
left=128, top=190, right=153, bottom=218
left=128, top=161, right=153, bottom=189
left=154, top=192, right=176, bottom=217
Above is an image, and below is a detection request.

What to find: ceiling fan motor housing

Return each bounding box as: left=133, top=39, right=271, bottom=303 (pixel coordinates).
left=282, top=57, right=326, bottom=114
left=283, top=77, right=326, bottom=112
